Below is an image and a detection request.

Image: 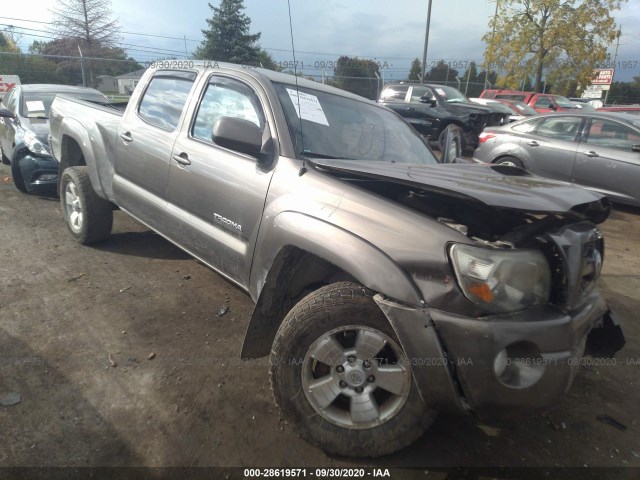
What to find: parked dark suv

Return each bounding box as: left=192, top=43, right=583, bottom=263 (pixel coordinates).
left=378, top=83, right=510, bottom=150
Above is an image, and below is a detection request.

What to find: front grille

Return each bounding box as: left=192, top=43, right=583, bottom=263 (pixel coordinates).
left=544, top=223, right=603, bottom=310
left=539, top=238, right=568, bottom=306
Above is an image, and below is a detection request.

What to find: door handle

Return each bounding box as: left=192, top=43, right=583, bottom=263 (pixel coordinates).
left=527, top=140, right=540, bottom=147
left=172, top=153, right=191, bottom=166
left=583, top=151, right=599, bottom=158
left=120, top=132, right=133, bottom=143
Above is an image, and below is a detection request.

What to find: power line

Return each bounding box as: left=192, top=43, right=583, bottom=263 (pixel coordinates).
left=1, top=24, right=189, bottom=56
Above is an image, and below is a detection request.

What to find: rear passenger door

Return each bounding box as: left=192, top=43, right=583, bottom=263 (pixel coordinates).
left=113, top=70, right=197, bottom=228
left=164, top=75, right=276, bottom=288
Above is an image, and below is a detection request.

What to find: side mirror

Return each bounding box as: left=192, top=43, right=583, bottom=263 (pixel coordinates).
left=549, top=104, right=557, bottom=110
left=419, top=95, right=437, bottom=107
left=632, top=144, right=640, bottom=153
left=0, top=107, right=15, bottom=119
left=440, top=124, right=462, bottom=164
left=212, top=116, right=262, bottom=157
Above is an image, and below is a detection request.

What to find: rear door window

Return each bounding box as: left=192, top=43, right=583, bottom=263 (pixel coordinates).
left=379, top=85, right=409, bottom=102
left=138, top=72, right=196, bottom=131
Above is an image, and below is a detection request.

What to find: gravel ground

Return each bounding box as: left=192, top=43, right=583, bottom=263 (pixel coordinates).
left=0, top=163, right=638, bottom=475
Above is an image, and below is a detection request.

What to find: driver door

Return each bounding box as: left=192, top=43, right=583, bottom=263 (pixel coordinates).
left=164, top=75, right=275, bottom=288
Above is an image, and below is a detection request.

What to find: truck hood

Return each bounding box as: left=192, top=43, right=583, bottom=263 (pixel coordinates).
left=309, top=159, right=608, bottom=217
left=442, top=102, right=495, bottom=115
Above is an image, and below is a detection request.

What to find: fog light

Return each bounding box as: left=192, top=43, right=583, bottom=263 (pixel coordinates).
left=37, top=174, right=57, bottom=182
left=495, top=342, right=546, bottom=389
left=493, top=349, right=508, bottom=377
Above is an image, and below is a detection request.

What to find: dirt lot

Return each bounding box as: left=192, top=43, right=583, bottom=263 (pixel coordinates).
left=0, top=162, right=639, bottom=473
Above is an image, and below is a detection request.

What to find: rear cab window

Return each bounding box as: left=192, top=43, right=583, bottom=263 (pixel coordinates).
left=137, top=71, right=197, bottom=131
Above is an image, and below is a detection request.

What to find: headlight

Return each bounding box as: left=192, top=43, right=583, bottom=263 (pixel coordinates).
left=24, top=129, right=52, bottom=157
left=449, top=244, right=551, bottom=314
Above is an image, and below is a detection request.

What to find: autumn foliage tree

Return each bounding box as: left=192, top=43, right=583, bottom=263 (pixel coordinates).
left=483, top=0, right=625, bottom=92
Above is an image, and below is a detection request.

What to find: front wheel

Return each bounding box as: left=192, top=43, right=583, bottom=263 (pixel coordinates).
left=60, top=166, right=113, bottom=244
left=270, top=281, right=434, bottom=457
left=494, top=156, right=525, bottom=168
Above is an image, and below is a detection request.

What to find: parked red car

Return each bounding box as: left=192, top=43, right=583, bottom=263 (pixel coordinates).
left=480, top=89, right=578, bottom=113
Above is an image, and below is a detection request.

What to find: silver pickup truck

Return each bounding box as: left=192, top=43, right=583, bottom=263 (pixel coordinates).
left=45, top=62, right=624, bottom=457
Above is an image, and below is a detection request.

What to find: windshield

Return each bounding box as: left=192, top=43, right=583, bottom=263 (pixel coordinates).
left=554, top=95, right=576, bottom=108
left=509, top=101, right=538, bottom=115
left=21, top=91, right=109, bottom=118
left=274, top=83, right=438, bottom=165
left=430, top=85, right=469, bottom=103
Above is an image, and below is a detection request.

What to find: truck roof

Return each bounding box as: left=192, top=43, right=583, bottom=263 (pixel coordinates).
left=179, top=61, right=377, bottom=104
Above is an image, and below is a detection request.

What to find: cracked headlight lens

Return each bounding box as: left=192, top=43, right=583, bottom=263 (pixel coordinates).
left=449, top=244, right=551, bottom=314
left=24, top=129, right=51, bottom=157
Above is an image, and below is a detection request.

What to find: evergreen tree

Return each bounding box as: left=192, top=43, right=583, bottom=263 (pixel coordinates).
left=194, top=0, right=261, bottom=65
left=408, top=58, right=422, bottom=82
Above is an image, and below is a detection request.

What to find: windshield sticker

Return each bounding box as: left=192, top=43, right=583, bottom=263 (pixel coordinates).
left=435, top=88, right=446, bottom=97
left=26, top=100, right=46, bottom=112
left=286, top=88, right=329, bottom=126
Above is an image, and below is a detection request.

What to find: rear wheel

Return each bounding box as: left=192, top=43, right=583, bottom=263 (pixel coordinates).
left=10, top=157, right=27, bottom=193
left=60, top=166, right=113, bottom=244
left=494, top=156, right=525, bottom=168
left=270, top=281, right=434, bottom=457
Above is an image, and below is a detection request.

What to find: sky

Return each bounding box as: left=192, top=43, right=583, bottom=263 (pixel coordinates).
left=1, top=0, right=640, bottom=82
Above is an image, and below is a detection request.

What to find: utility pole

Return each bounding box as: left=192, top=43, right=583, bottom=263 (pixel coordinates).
left=604, top=28, right=621, bottom=105
left=484, top=0, right=500, bottom=90
left=78, top=45, right=86, bottom=87
left=420, top=0, right=433, bottom=83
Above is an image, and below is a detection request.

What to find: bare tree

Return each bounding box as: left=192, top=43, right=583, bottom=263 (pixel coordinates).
left=50, top=0, right=121, bottom=87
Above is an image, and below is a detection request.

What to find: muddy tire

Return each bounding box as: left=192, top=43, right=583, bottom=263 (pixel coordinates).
left=60, top=166, right=113, bottom=244
left=270, top=281, right=434, bottom=457
left=495, top=156, right=525, bottom=168
left=11, top=157, right=27, bottom=193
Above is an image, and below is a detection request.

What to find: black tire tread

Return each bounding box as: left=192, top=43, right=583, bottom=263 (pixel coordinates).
left=60, top=166, right=113, bottom=244
left=270, top=281, right=433, bottom=457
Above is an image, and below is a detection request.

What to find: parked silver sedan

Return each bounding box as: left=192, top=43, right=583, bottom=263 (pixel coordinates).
left=473, top=112, right=640, bottom=206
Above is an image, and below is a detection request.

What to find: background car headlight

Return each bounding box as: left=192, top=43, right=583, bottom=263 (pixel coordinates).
left=23, top=130, right=52, bottom=157
left=449, top=243, right=551, bottom=314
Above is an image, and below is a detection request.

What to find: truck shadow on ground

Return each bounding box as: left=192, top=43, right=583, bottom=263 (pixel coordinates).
left=0, top=329, right=141, bottom=466
left=92, top=231, right=192, bottom=261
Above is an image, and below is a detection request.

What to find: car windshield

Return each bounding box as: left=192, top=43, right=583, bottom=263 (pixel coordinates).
left=21, top=91, right=108, bottom=118
left=509, top=101, right=538, bottom=115
left=431, top=85, right=469, bottom=103
left=274, top=83, right=438, bottom=165
left=554, top=95, right=576, bottom=108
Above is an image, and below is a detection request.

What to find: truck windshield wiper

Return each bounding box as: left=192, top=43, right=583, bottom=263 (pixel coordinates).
left=302, top=151, right=355, bottom=160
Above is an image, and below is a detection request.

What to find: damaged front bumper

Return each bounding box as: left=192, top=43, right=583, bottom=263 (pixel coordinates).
left=14, top=149, right=59, bottom=193
left=376, top=291, right=624, bottom=414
